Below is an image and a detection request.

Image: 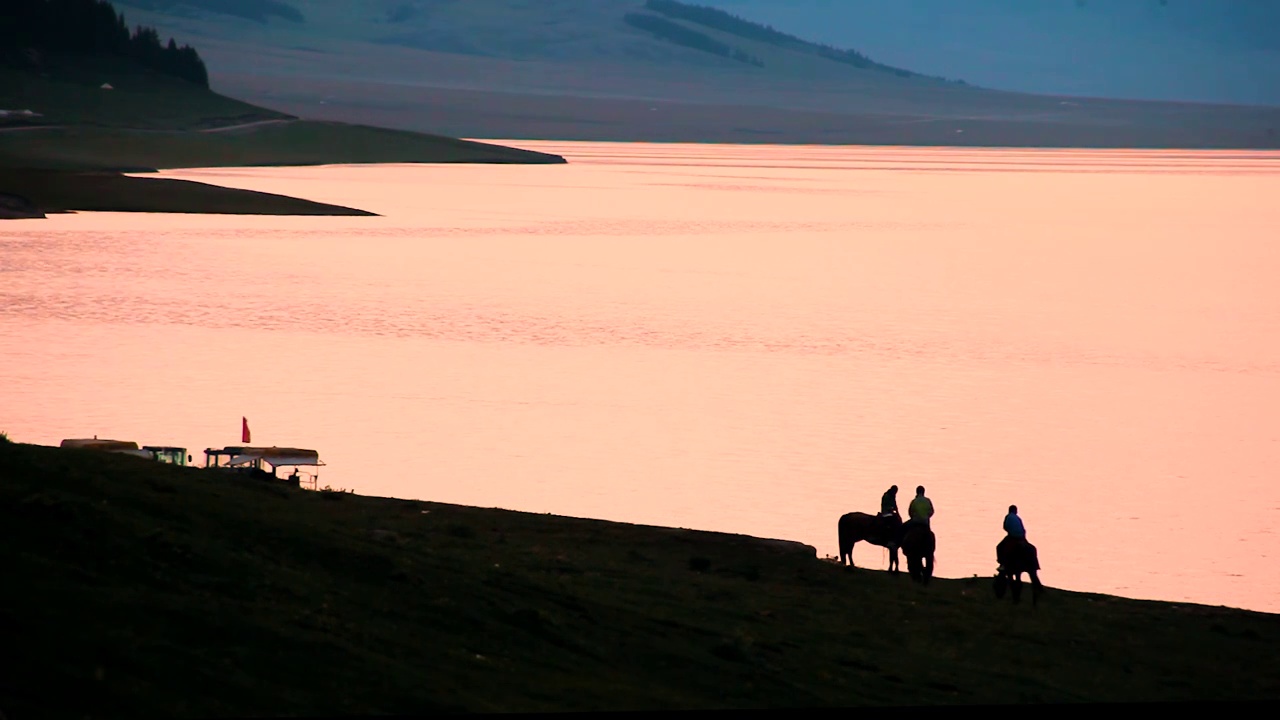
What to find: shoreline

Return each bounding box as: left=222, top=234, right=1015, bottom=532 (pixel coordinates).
left=0, top=120, right=568, bottom=219
left=2, top=437, right=1278, bottom=714
left=462, top=137, right=1280, bottom=154
left=0, top=168, right=378, bottom=218
left=5, top=121, right=1275, bottom=221
left=219, top=77, right=1280, bottom=152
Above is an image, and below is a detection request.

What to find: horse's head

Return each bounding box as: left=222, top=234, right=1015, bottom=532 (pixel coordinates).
left=993, top=572, right=1008, bottom=598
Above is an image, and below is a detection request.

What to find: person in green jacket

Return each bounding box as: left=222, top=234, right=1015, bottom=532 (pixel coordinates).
left=903, top=485, right=934, bottom=534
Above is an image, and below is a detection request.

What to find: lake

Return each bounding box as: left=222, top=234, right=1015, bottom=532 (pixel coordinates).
left=2, top=141, right=1278, bottom=613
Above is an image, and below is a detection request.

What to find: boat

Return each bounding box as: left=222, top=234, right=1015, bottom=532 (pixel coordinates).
left=58, top=431, right=323, bottom=489
left=203, top=445, right=324, bottom=489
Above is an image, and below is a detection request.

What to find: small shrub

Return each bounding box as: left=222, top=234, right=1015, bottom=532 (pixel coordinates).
left=319, top=485, right=353, bottom=500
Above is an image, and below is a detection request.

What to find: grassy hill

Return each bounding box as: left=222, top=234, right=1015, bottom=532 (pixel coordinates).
left=101, top=0, right=1280, bottom=148
left=0, top=59, right=285, bottom=132
left=0, top=55, right=568, bottom=169
left=0, top=0, right=566, bottom=218
left=1, top=435, right=1278, bottom=716
left=108, top=0, right=965, bottom=89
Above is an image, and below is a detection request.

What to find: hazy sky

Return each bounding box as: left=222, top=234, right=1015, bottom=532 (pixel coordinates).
left=697, top=0, right=1280, bottom=106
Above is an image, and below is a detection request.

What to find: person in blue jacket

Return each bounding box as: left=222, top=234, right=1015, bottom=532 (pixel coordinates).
left=998, top=504, right=1027, bottom=569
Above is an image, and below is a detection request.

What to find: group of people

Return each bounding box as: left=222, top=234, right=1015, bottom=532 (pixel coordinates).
left=877, top=484, right=1028, bottom=566
left=878, top=484, right=934, bottom=533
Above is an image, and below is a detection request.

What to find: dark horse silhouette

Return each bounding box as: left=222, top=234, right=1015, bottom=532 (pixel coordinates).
left=993, top=537, right=1043, bottom=605
left=899, top=524, right=935, bottom=584
left=837, top=512, right=904, bottom=572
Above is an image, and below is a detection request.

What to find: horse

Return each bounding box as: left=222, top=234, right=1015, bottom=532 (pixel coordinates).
left=899, top=523, right=935, bottom=584
left=993, top=537, right=1043, bottom=605
left=837, top=512, right=904, bottom=572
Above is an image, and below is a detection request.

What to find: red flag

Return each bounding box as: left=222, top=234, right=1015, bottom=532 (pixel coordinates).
left=242, top=417, right=251, bottom=444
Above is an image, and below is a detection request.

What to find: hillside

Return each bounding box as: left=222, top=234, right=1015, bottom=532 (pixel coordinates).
left=0, top=0, right=566, bottom=161
left=1, top=436, right=1278, bottom=716
left=0, top=1, right=566, bottom=218
left=102, top=0, right=1280, bottom=148
left=696, top=0, right=1280, bottom=107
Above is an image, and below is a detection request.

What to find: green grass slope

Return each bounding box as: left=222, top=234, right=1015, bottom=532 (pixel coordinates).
left=1, top=438, right=1277, bottom=717
left=0, top=62, right=289, bottom=131
left=0, top=54, right=567, bottom=171
left=0, top=48, right=564, bottom=217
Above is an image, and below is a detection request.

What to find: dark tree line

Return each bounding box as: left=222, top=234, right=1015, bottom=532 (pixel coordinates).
left=642, top=0, right=925, bottom=79
left=623, top=13, right=765, bottom=68
left=0, top=0, right=210, bottom=87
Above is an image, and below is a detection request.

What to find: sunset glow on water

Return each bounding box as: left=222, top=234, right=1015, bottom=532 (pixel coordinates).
left=3, top=143, right=1278, bottom=613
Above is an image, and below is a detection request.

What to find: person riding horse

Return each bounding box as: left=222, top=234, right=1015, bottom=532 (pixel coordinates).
left=901, top=485, right=933, bottom=535
left=880, top=485, right=900, bottom=519
left=997, top=504, right=1027, bottom=570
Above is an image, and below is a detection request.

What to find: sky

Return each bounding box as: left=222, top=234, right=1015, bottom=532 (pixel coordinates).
left=696, top=0, right=1280, bottom=106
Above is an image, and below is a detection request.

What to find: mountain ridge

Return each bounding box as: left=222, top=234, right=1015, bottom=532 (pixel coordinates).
left=33, top=0, right=1280, bottom=148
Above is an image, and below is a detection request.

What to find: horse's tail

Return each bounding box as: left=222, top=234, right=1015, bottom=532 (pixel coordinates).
left=837, top=514, right=856, bottom=556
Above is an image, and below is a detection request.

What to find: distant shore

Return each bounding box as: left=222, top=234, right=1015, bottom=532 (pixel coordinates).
left=0, top=168, right=377, bottom=219
left=0, top=120, right=567, bottom=219
left=215, top=74, right=1280, bottom=151
left=1, top=436, right=1278, bottom=715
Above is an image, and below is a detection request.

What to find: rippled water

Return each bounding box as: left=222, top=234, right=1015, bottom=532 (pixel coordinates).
left=3, top=142, right=1278, bottom=613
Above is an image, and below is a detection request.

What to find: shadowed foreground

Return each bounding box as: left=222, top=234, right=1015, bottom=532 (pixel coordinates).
left=1, top=438, right=1277, bottom=716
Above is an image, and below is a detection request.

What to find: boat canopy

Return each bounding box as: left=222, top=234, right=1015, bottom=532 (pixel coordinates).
left=60, top=438, right=153, bottom=458
left=206, top=446, right=324, bottom=468
left=62, top=438, right=139, bottom=451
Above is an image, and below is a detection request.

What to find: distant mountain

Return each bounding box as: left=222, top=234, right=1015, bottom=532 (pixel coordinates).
left=107, top=0, right=963, bottom=85
left=694, top=0, right=1280, bottom=107
left=69, top=0, right=1280, bottom=148
left=0, top=0, right=568, bottom=177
